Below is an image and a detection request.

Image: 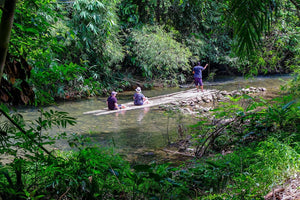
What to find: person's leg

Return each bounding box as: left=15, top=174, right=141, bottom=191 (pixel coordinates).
left=199, top=79, right=204, bottom=92
left=194, top=78, right=200, bottom=92
left=119, top=104, right=126, bottom=109
left=144, top=97, right=150, bottom=104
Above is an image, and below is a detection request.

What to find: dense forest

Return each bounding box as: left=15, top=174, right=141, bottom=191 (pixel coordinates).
left=0, top=0, right=298, bottom=105
left=0, top=0, right=299, bottom=199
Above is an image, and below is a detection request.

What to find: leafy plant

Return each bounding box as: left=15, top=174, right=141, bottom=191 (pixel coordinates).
left=70, top=0, right=124, bottom=68
left=191, top=138, right=300, bottom=199
left=30, top=62, right=98, bottom=105
left=129, top=25, right=192, bottom=84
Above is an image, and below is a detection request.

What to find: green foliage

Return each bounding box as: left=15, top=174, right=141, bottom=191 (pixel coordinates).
left=166, top=0, right=220, bottom=36
left=0, top=89, right=299, bottom=199
left=243, top=0, right=300, bottom=75
left=118, top=0, right=172, bottom=29
left=30, top=62, right=99, bottom=105
left=193, top=138, right=300, bottom=199
left=11, top=0, right=63, bottom=63
left=190, top=92, right=300, bottom=159
left=129, top=25, right=192, bottom=84
left=70, top=0, right=124, bottom=67
left=4, top=0, right=297, bottom=103
left=0, top=105, right=191, bottom=199
left=0, top=104, right=76, bottom=199
left=282, top=66, right=300, bottom=97
left=227, top=0, right=280, bottom=57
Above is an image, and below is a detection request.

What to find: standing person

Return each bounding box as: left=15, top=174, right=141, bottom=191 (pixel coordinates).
left=193, top=62, right=208, bottom=92
left=133, top=87, right=149, bottom=105
left=107, top=91, right=125, bottom=110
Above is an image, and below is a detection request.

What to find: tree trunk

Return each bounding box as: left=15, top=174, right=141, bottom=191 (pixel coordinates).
left=156, top=0, right=160, bottom=24
left=0, top=0, right=17, bottom=85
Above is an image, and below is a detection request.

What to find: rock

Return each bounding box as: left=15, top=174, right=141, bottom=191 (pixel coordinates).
left=212, top=94, right=217, bottom=100
left=183, top=108, right=192, bottom=114
left=259, top=87, right=267, bottom=91
left=144, top=152, right=155, bottom=156
left=180, top=100, right=187, bottom=106
left=220, top=90, right=228, bottom=95
left=203, top=107, right=210, bottom=112
left=241, top=88, right=250, bottom=94
left=202, top=98, right=210, bottom=103
left=195, top=97, right=202, bottom=103
left=233, top=92, right=242, bottom=96
left=217, top=94, right=224, bottom=100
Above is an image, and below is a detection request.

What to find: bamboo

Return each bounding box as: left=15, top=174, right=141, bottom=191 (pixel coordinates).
left=83, top=89, right=217, bottom=116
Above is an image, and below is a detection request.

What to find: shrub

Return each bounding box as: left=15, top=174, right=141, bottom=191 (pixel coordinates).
left=129, top=25, right=192, bottom=84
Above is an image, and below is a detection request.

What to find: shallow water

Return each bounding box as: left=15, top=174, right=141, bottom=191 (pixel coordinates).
left=17, top=75, right=291, bottom=162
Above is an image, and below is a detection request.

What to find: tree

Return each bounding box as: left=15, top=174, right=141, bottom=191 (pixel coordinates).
left=0, top=0, right=17, bottom=85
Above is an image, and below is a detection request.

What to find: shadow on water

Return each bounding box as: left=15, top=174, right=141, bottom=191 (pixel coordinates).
left=17, top=75, right=291, bottom=163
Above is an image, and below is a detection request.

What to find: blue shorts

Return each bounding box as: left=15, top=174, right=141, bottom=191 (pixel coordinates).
left=194, top=78, right=203, bottom=86
left=112, top=105, right=122, bottom=110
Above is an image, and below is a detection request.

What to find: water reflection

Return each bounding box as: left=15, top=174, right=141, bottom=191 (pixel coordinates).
left=137, top=107, right=150, bottom=122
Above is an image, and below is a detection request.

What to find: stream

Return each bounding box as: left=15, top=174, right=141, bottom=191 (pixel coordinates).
left=17, top=75, right=291, bottom=163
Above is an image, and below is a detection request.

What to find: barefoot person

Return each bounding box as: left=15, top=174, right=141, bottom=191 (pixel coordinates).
left=193, top=62, right=208, bottom=92
left=133, top=87, right=150, bottom=105
left=107, top=91, right=125, bottom=110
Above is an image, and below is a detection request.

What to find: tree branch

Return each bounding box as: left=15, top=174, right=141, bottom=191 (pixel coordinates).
left=0, top=108, right=53, bottom=157
left=290, top=0, right=300, bottom=11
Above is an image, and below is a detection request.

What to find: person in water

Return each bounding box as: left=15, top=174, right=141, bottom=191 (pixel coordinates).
left=193, top=61, right=208, bottom=92
left=133, top=87, right=150, bottom=105
left=107, top=91, right=125, bottom=110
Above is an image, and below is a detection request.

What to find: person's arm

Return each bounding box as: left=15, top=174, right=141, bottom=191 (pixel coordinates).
left=114, top=102, right=119, bottom=110
left=204, top=64, right=208, bottom=70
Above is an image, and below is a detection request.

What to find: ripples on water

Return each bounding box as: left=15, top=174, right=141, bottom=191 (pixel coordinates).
left=18, top=75, right=291, bottom=162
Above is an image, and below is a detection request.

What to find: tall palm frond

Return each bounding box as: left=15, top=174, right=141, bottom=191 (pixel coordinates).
left=228, top=0, right=280, bottom=57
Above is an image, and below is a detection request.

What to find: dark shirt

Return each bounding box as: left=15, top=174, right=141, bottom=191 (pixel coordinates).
left=107, top=96, right=117, bottom=110
left=193, top=65, right=204, bottom=78
left=134, top=93, right=145, bottom=105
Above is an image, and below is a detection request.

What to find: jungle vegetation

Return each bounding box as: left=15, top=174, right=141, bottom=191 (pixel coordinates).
left=0, top=0, right=299, bottom=199
left=0, top=0, right=298, bottom=105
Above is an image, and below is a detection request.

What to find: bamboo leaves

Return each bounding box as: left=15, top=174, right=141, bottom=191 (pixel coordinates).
left=129, top=25, right=192, bottom=83
left=71, top=0, right=124, bottom=67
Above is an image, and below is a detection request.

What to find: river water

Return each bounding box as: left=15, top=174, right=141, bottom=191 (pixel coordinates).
left=17, top=75, right=291, bottom=162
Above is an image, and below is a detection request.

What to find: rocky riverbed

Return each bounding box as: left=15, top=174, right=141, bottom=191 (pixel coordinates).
left=159, top=86, right=267, bottom=116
